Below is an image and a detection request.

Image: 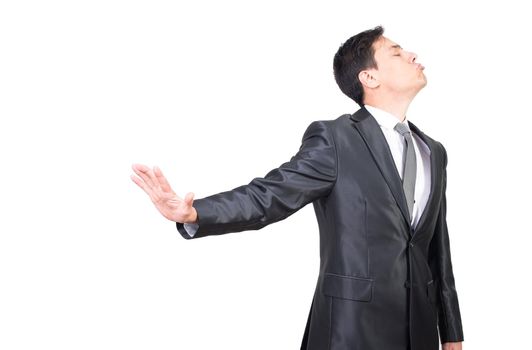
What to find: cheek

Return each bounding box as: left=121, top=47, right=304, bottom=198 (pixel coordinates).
left=380, top=67, right=407, bottom=87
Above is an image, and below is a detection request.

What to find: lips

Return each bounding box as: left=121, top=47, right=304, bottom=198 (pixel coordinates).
left=417, top=63, right=425, bottom=70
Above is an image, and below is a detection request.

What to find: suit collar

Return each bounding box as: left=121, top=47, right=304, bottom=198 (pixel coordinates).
left=349, top=106, right=439, bottom=239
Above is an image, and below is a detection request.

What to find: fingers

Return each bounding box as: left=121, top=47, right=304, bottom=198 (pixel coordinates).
left=132, top=165, right=190, bottom=213
left=132, top=163, right=158, bottom=189
left=130, top=173, right=153, bottom=196
left=153, top=165, right=173, bottom=193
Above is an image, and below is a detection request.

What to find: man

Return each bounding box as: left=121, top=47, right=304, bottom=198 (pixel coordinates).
left=131, top=26, right=464, bottom=350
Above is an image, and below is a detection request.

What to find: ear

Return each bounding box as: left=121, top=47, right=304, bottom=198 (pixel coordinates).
left=358, top=69, right=380, bottom=89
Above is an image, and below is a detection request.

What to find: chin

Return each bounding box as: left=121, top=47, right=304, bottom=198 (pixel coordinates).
left=421, top=73, right=428, bottom=85
left=410, top=82, right=426, bottom=96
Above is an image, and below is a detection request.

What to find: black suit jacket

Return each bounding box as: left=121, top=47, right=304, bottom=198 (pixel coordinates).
left=176, top=106, right=464, bottom=350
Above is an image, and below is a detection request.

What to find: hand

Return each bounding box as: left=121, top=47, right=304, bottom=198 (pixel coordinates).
left=130, top=163, right=198, bottom=224
left=442, top=342, right=462, bottom=350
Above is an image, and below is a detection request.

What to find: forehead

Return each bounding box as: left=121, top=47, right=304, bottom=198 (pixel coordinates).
left=374, top=36, right=401, bottom=52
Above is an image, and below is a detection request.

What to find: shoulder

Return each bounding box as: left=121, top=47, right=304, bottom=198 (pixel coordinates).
left=301, top=113, right=351, bottom=139
left=304, top=114, right=352, bottom=134
left=423, top=133, right=447, bottom=167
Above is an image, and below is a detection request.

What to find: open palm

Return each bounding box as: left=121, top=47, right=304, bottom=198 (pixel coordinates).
left=130, top=163, right=197, bottom=223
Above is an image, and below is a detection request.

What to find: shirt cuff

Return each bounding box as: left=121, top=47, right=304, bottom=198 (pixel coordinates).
left=183, top=222, right=200, bottom=237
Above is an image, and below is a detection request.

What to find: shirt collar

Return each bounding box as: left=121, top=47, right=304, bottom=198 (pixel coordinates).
left=365, top=104, right=431, bottom=155
left=364, top=104, right=410, bottom=132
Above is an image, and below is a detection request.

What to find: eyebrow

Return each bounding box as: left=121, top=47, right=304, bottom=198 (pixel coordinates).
left=389, top=44, right=402, bottom=50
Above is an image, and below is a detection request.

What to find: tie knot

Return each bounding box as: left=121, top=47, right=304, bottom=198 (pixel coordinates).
left=394, top=122, right=411, bottom=136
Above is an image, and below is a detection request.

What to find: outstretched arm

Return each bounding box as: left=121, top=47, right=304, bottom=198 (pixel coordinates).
left=178, top=120, right=337, bottom=239
left=131, top=120, right=337, bottom=240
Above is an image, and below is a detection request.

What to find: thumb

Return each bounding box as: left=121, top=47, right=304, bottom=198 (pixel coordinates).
left=184, top=192, right=195, bottom=207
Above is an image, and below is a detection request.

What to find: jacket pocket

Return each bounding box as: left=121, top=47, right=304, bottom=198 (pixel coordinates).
left=322, top=273, right=374, bottom=302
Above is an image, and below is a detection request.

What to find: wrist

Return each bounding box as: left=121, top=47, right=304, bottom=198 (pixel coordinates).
left=191, top=208, right=198, bottom=224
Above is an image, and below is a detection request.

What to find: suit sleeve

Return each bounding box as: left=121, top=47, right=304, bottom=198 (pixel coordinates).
left=175, top=120, right=337, bottom=239
left=428, top=144, right=465, bottom=344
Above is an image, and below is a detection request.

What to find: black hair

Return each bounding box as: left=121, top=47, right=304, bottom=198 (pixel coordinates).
left=333, top=26, right=385, bottom=107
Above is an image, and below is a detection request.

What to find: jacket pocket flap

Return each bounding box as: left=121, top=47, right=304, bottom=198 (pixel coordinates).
left=322, top=273, right=373, bottom=302
left=426, top=279, right=437, bottom=303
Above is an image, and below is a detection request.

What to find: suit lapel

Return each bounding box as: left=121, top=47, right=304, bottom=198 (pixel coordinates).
left=349, top=107, right=440, bottom=239
left=407, top=120, right=439, bottom=238
left=350, top=107, right=412, bottom=231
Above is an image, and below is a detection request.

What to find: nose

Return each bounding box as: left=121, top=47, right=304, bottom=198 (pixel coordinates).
left=407, top=51, right=418, bottom=64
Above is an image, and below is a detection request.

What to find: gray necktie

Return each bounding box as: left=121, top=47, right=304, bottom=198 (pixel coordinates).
left=394, top=122, right=416, bottom=221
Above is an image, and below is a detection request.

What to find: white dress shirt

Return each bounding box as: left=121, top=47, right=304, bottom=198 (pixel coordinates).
left=183, top=105, right=432, bottom=236
left=364, top=104, right=431, bottom=230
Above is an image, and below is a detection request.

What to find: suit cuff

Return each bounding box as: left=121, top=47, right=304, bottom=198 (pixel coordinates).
left=176, top=221, right=199, bottom=239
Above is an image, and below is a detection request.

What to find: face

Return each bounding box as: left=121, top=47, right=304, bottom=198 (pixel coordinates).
left=362, top=36, right=426, bottom=96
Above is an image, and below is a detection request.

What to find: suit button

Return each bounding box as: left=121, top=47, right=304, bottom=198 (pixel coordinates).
left=409, top=242, right=414, bottom=247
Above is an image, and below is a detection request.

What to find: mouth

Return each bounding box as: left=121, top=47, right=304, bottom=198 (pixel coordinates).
left=416, top=63, right=425, bottom=71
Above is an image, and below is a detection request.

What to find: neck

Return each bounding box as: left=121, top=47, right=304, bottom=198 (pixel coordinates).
left=364, top=95, right=415, bottom=122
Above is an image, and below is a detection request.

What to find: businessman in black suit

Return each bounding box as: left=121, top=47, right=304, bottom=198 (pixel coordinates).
left=131, top=26, right=464, bottom=350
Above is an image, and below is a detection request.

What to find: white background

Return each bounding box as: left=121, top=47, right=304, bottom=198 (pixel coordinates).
left=1, top=0, right=530, bottom=349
